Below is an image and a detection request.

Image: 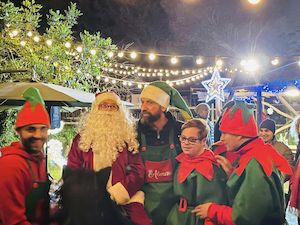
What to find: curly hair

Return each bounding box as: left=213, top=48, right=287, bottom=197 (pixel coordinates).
left=290, top=115, right=300, bottom=143
left=77, top=95, right=139, bottom=171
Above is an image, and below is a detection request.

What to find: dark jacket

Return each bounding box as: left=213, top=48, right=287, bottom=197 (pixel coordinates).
left=137, top=112, right=183, bottom=147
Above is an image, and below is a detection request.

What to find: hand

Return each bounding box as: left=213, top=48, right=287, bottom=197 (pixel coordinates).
left=192, top=203, right=212, bottom=219
left=215, top=155, right=233, bottom=177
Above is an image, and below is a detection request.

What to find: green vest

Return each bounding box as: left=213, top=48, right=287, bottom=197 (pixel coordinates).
left=25, top=159, right=50, bottom=225
left=140, top=129, right=180, bottom=225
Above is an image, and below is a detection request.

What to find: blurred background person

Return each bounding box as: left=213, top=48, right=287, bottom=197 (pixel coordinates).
left=194, top=103, right=214, bottom=147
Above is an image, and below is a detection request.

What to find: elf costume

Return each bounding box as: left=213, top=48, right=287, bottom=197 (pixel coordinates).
left=206, top=101, right=293, bottom=225
left=0, top=87, right=50, bottom=225
left=165, top=149, right=228, bottom=225
left=138, top=81, right=193, bottom=225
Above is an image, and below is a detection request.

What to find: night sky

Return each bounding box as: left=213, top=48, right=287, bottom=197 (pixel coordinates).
left=11, top=0, right=300, bottom=56
left=9, top=0, right=300, bottom=84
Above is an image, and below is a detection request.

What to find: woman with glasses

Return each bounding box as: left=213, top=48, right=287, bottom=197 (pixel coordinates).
left=166, top=119, right=228, bottom=225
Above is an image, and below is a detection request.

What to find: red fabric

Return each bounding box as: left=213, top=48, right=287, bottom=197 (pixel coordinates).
left=67, top=134, right=150, bottom=225
left=145, top=159, right=173, bottom=182
left=213, top=142, right=239, bottom=164
left=0, top=142, right=47, bottom=225
left=68, top=134, right=145, bottom=197
left=208, top=203, right=235, bottom=225
left=123, top=202, right=153, bottom=225
left=220, top=107, right=258, bottom=138
left=233, top=138, right=293, bottom=177
left=176, top=149, right=219, bottom=183
left=290, top=160, right=300, bottom=210
left=16, top=102, right=50, bottom=128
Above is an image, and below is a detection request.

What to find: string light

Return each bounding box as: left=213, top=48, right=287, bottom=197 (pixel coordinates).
left=20, top=40, right=26, bottom=46
left=33, top=36, right=40, bottom=42
left=76, top=46, right=83, bottom=52
left=117, top=51, right=124, bottom=58
left=65, top=42, right=71, bottom=48
left=108, top=51, right=114, bottom=58
left=271, top=58, right=279, bottom=66
left=130, top=51, right=137, bottom=59
left=148, top=53, right=156, bottom=61
left=46, top=39, right=53, bottom=46
left=170, top=57, right=178, bottom=65
left=90, top=49, right=96, bottom=55
left=196, top=57, right=203, bottom=65
left=27, top=31, right=33, bottom=37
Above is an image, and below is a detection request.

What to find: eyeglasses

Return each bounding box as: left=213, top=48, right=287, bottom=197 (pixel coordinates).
left=98, top=104, right=119, bottom=111
left=178, top=135, right=200, bottom=144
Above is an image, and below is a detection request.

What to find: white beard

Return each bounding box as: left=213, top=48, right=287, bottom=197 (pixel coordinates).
left=79, top=110, right=137, bottom=171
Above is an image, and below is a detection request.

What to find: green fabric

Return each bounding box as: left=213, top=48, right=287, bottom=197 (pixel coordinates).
left=141, top=131, right=180, bottom=225
left=166, top=166, right=228, bottom=225
left=228, top=159, right=286, bottom=225
left=25, top=181, right=51, bottom=224
left=24, top=159, right=50, bottom=224
left=149, top=81, right=192, bottom=120
left=23, top=87, right=45, bottom=110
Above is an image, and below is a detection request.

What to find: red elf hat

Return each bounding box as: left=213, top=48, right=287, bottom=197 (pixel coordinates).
left=219, top=100, right=258, bottom=137
left=15, top=87, right=50, bottom=128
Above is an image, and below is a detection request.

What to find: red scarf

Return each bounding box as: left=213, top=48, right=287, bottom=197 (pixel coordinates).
left=176, top=149, right=219, bottom=183
left=234, top=138, right=293, bottom=177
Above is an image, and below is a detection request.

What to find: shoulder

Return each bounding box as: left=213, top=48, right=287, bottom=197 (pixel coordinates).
left=0, top=155, right=29, bottom=178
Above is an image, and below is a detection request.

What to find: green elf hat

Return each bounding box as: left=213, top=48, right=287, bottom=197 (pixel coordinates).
left=15, top=87, right=50, bottom=128
left=219, top=100, right=258, bottom=137
left=140, top=81, right=193, bottom=120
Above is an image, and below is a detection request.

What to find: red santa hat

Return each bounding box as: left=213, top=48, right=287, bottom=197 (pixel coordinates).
left=15, top=87, right=50, bottom=128
left=219, top=100, right=258, bottom=137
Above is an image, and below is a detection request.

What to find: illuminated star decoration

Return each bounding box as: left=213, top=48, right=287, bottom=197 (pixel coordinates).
left=201, top=69, right=231, bottom=102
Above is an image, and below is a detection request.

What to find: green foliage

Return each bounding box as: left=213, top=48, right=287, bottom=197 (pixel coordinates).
left=0, top=109, right=19, bottom=148
left=0, top=0, right=116, bottom=92
left=48, top=124, right=77, bottom=157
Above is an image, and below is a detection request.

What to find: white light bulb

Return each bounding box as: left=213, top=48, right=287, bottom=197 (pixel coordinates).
left=46, top=39, right=53, bottom=46
left=117, top=51, right=124, bottom=58
left=216, top=59, right=223, bottom=67
left=76, top=46, right=83, bottom=52
left=20, top=40, right=26, bottom=46
left=130, top=52, right=137, bottom=59
left=108, top=51, right=114, bottom=58
left=33, top=36, right=40, bottom=42
left=12, top=30, right=18, bottom=36
left=148, top=53, right=156, bottom=61
left=65, top=42, right=71, bottom=48
left=170, top=57, right=178, bottom=65
left=90, top=49, right=96, bottom=55
left=248, top=0, right=260, bottom=4
left=196, top=57, right=203, bottom=65
left=27, top=31, right=33, bottom=37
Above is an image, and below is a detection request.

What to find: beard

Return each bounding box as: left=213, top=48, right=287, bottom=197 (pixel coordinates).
left=21, top=137, right=46, bottom=154
left=79, top=110, right=135, bottom=171
left=141, top=110, right=161, bottom=125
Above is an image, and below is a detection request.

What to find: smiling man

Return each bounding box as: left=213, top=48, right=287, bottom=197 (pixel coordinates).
left=0, top=87, right=51, bottom=225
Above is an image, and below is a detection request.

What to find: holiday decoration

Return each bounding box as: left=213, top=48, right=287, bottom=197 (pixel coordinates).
left=201, top=69, right=231, bottom=102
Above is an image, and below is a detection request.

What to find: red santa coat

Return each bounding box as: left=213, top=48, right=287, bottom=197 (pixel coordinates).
left=0, top=142, right=47, bottom=225
left=67, top=134, right=152, bottom=225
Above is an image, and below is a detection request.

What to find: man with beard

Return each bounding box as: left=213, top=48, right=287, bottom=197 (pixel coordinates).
left=137, top=81, right=193, bottom=225
left=67, top=91, right=152, bottom=225
left=0, top=87, right=51, bottom=225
